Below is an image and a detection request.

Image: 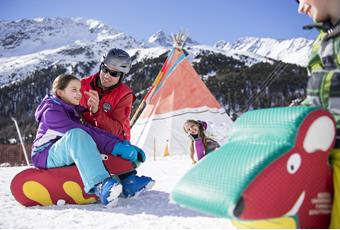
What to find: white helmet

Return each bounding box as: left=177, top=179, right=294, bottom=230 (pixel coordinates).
left=101, top=48, right=131, bottom=74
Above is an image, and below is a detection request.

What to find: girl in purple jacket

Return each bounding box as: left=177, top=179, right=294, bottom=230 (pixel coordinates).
left=183, top=120, right=220, bottom=164
left=32, top=74, right=153, bottom=206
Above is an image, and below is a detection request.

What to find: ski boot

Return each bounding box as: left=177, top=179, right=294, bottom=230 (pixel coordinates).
left=95, top=176, right=122, bottom=206
left=120, top=174, right=155, bottom=198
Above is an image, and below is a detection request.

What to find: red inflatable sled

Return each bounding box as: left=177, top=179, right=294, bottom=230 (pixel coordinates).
left=10, top=154, right=136, bottom=207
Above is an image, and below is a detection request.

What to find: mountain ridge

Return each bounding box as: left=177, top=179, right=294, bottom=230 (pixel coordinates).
left=0, top=17, right=312, bottom=86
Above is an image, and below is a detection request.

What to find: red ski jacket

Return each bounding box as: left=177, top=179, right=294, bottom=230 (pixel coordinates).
left=80, top=73, right=135, bottom=140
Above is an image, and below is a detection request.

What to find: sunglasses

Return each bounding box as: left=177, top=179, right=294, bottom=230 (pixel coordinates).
left=100, top=64, right=123, bottom=78
left=296, top=0, right=300, bottom=3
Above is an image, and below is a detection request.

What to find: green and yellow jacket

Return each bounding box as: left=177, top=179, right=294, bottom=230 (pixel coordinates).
left=302, top=20, right=340, bottom=131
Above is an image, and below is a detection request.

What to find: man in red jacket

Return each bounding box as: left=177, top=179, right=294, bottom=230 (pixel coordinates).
left=80, top=48, right=134, bottom=140
left=80, top=48, right=154, bottom=198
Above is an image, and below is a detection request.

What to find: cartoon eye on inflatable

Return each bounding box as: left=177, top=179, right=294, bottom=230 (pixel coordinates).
left=287, top=153, right=301, bottom=174
left=303, top=116, right=335, bottom=153
left=101, top=154, right=109, bottom=161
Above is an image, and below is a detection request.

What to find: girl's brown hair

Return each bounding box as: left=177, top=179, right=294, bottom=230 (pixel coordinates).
left=50, top=74, right=79, bottom=96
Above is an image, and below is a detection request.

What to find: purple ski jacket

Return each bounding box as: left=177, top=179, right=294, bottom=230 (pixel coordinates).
left=31, top=95, right=122, bottom=168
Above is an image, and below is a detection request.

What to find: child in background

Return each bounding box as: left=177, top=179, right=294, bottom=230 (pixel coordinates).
left=183, top=120, right=220, bottom=164
left=31, top=74, right=153, bottom=206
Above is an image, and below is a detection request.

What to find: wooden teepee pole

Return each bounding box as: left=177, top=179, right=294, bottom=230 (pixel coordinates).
left=130, top=67, right=165, bottom=127
left=130, top=100, right=146, bottom=127
left=172, top=31, right=187, bottom=50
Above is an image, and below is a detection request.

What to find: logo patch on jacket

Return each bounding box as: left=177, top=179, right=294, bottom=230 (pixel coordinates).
left=103, top=103, right=112, bottom=112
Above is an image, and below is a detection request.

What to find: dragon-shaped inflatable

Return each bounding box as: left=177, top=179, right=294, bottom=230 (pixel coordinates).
left=172, top=106, right=336, bottom=228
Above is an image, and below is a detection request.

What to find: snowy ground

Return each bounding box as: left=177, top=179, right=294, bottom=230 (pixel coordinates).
left=0, top=156, right=235, bottom=229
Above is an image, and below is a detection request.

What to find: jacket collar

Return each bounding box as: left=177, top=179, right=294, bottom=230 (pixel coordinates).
left=50, top=95, right=86, bottom=113
left=303, top=19, right=340, bottom=40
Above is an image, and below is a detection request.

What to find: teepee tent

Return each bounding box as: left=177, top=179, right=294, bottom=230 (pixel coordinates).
left=131, top=34, right=233, bottom=159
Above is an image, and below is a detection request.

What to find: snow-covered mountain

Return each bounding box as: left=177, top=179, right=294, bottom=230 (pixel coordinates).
left=214, top=37, right=313, bottom=66
left=147, top=30, right=173, bottom=47
left=0, top=17, right=147, bottom=86
left=0, top=17, right=312, bottom=86
left=147, top=30, right=199, bottom=47
left=0, top=17, right=144, bottom=57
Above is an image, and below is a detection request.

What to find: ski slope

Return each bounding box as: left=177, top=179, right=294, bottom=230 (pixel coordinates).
left=0, top=156, right=235, bottom=229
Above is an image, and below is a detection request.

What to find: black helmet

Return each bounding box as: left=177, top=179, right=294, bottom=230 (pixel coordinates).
left=101, top=48, right=132, bottom=74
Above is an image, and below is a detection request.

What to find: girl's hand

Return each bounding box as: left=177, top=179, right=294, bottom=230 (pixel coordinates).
left=84, top=90, right=99, bottom=114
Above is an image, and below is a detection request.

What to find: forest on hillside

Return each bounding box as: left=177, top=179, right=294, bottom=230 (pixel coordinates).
left=0, top=52, right=308, bottom=164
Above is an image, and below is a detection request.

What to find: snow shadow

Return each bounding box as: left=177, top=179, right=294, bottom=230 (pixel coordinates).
left=31, top=190, right=210, bottom=218
left=113, top=190, right=211, bottom=217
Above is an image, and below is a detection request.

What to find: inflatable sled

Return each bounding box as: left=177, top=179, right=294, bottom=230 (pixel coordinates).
left=172, top=106, right=336, bottom=228
left=11, top=154, right=137, bottom=207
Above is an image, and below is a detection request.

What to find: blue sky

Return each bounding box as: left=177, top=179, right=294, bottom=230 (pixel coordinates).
left=0, top=0, right=317, bottom=44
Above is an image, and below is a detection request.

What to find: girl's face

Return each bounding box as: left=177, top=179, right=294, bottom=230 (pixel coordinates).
left=298, top=0, right=329, bottom=23
left=184, top=122, right=199, bottom=135
left=57, top=79, right=82, bottom=105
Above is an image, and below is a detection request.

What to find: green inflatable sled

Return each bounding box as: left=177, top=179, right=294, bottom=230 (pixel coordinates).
left=172, top=106, right=336, bottom=228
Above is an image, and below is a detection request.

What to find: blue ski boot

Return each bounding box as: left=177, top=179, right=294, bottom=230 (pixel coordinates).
left=94, top=176, right=122, bottom=206
left=120, top=175, right=155, bottom=198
